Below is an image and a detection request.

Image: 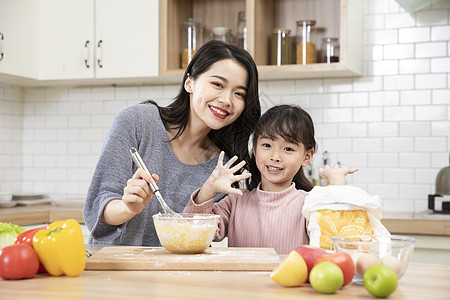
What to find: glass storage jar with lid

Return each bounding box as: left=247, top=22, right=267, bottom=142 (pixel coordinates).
left=181, top=18, right=203, bottom=69
left=296, top=20, right=316, bottom=64
left=210, top=27, right=234, bottom=44
left=321, top=37, right=339, bottom=63
left=271, top=28, right=291, bottom=66
left=236, top=11, right=247, bottom=49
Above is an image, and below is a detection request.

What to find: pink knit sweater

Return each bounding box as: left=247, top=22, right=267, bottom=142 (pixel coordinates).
left=183, top=183, right=309, bottom=254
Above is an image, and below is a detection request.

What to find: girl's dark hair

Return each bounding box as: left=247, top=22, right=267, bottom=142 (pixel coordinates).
left=143, top=40, right=260, bottom=186
left=246, top=104, right=317, bottom=191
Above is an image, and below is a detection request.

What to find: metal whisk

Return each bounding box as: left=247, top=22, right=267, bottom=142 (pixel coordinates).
left=129, top=147, right=183, bottom=218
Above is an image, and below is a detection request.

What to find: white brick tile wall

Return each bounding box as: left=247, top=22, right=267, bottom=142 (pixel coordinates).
left=383, top=75, right=414, bottom=90
left=310, top=94, right=338, bottom=108
left=431, top=57, right=450, bottom=73
left=353, top=76, right=383, bottom=91
left=369, top=91, right=399, bottom=106
left=338, top=123, right=367, bottom=137
left=399, top=153, right=430, bottom=167
left=399, top=58, right=430, bottom=74
left=294, top=79, right=323, bottom=94
left=432, top=121, right=450, bottom=136
left=384, top=44, right=415, bottom=59
left=415, top=105, right=447, bottom=120
left=368, top=122, right=399, bottom=136
left=353, top=138, right=383, bottom=152
left=399, top=121, right=431, bottom=136
left=415, top=137, right=447, bottom=152
left=384, top=106, right=414, bottom=120
left=400, top=90, right=431, bottom=105
left=370, top=60, right=399, bottom=75
left=384, top=137, right=414, bottom=151
left=431, top=25, right=450, bottom=41
left=416, top=74, right=447, bottom=89
left=364, top=14, right=385, bottom=30
left=433, top=89, right=450, bottom=104
left=385, top=13, right=415, bottom=28
left=399, top=27, right=430, bottom=43
left=323, top=108, right=352, bottom=123
left=339, top=92, right=369, bottom=107
left=384, top=168, right=414, bottom=183
left=367, top=29, right=399, bottom=45
left=323, top=79, right=353, bottom=92
left=369, top=153, right=398, bottom=167
left=416, top=42, right=447, bottom=58
left=0, top=0, right=449, bottom=211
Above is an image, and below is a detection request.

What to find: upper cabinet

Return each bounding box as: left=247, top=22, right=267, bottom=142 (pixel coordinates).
left=0, top=0, right=40, bottom=78
left=160, top=0, right=362, bottom=80
left=0, top=0, right=159, bottom=83
left=0, top=0, right=360, bottom=86
left=38, top=0, right=95, bottom=80
left=39, top=0, right=159, bottom=80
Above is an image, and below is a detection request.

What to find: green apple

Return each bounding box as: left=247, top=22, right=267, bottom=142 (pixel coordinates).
left=309, top=262, right=344, bottom=294
left=363, top=265, right=398, bottom=298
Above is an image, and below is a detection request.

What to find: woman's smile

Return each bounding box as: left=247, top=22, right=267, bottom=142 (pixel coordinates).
left=209, top=105, right=230, bottom=119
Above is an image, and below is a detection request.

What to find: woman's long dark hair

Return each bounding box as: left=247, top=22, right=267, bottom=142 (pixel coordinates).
left=246, top=105, right=317, bottom=191
left=143, top=40, right=260, bottom=187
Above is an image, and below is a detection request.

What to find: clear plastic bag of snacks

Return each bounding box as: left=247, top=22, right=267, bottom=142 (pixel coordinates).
left=302, top=185, right=390, bottom=252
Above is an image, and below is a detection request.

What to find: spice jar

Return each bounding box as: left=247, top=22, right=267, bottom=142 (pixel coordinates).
left=296, top=20, right=316, bottom=64
left=210, top=27, right=234, bottom=44
left=321, top=37, right=339, bottom=63
left=271, top=28, right=291, bottom=66
left=181, top=18, right=203, bottom=69
left=236, top=11, right=247, bottom=49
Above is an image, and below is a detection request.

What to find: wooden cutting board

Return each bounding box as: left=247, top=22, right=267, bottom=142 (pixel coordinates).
left=85, top=246, right=281, bottom=271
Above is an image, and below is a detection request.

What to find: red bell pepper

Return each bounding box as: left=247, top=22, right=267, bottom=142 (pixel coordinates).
left=14, top=226, right=48, bottom=273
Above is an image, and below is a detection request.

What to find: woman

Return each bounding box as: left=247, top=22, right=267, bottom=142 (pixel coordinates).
left=84, top=40, right=261, bottom=246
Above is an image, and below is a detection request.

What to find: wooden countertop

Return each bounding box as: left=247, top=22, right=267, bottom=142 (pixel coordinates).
left=2, top=204, right=450, bottom=236
left=0, top=251, right=449, bottom=299
left=0, top=203, right=84, bottom=225
left=2, top=204, right=450, bottom=237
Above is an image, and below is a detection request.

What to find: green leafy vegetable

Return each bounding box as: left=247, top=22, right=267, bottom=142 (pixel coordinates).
left=0, top=222, right=26, bottom=249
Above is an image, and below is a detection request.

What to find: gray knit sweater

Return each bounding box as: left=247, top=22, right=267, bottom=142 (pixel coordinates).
left=84, top=104, right=219, bottom=246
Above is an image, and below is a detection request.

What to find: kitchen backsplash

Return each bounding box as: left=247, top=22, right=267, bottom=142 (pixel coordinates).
left=0, top=0, right=449, bottom=214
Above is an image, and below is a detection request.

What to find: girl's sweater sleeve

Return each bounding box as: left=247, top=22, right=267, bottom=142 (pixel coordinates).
left=184, top=188, right=237, bottom=242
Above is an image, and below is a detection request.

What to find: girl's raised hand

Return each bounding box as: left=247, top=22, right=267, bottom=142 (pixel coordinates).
left=319, top=164, right=358, bottom=185
left=195, top=151, right=251, bottom=204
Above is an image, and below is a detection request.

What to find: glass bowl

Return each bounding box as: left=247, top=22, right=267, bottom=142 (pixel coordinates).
left=332, top=235, right=415, bottom=284
left=153, top=213, right=220, bottom=254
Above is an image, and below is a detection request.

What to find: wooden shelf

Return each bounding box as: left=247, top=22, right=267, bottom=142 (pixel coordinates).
left=160, top=0, right=362, bottom=80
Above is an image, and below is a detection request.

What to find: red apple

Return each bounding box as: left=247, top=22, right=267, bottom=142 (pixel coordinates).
left=294, top=245, right=328, bottom=281
left=315, top=252, right=355, bottom=287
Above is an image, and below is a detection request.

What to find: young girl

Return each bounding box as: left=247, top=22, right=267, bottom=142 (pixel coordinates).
left=84, top=40, right=261, bottom=246
left=183, top=104, right=357, bottom=254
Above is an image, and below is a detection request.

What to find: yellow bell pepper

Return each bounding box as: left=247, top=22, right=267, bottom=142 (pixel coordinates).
left=33, top=219, right=86, bottom=277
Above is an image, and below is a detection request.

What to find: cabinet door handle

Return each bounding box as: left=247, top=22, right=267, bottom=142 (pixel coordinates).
left=0, top=32, right=4, bottom=61
left=97, top=40, right=103, bottom=68
left=84, top=40, right=90, bottom=68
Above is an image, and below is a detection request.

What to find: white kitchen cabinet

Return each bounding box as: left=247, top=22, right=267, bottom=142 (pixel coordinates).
left=39, top=0, right=159, bottom=80
left=38, top=0, right=95, bottom=80
left=0, top=0, right=39, bottom=78
left=94, top=0, right=159, bottom=79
